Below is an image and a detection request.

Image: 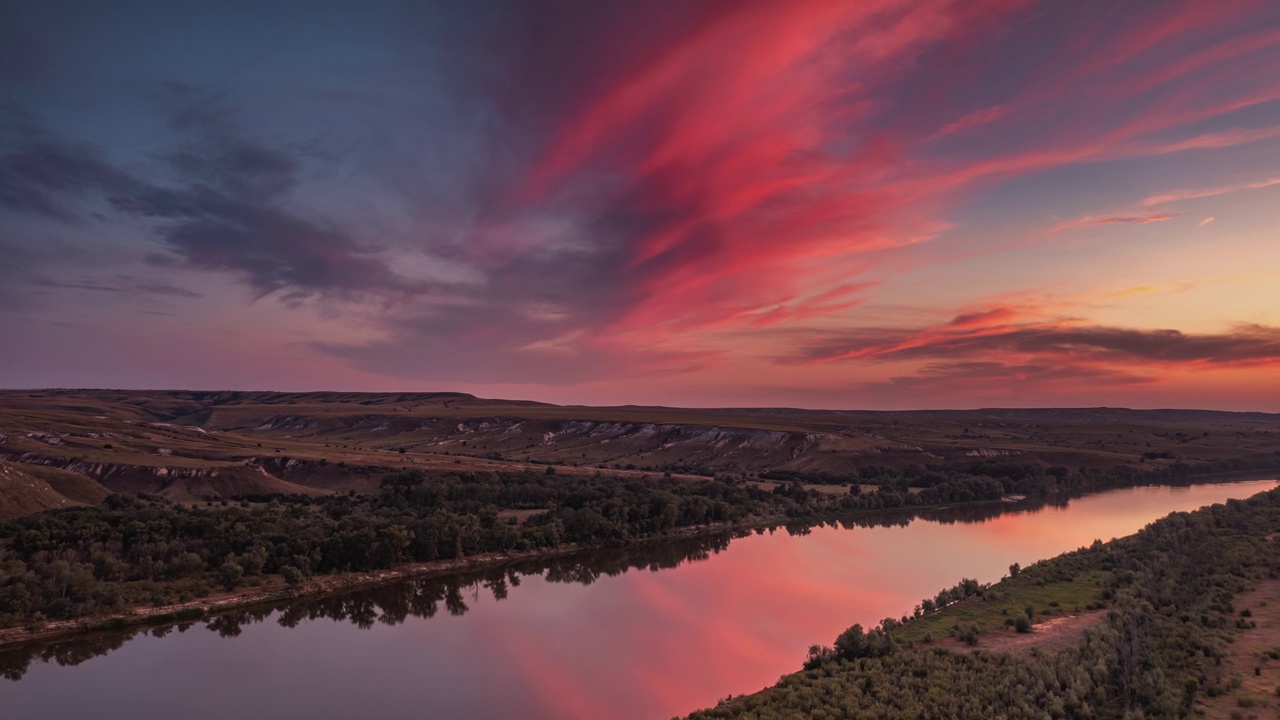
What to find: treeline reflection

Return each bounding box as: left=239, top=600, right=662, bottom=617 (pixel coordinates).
left=0, top=495, right=1071, bottom=680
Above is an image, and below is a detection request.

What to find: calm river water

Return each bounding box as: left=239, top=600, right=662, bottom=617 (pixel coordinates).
left=2, top=479, right=1276, bottom=720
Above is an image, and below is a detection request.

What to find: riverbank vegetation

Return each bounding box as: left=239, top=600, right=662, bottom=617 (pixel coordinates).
left=0, top=532, right=741, bottom=680
left=688, top=486, right=1280, bottom=719
left=1, top=462, right=1274, bottom=631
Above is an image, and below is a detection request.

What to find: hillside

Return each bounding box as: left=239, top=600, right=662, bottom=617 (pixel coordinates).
left=1, top=389, right=1277, bottom=515
left=0, top=461, right=110, bottom=520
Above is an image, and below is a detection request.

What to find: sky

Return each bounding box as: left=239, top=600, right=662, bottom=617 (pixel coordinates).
left=1, top=0, right=1278, bottom=411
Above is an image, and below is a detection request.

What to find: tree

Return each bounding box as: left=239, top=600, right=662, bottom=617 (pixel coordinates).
left=803, top=645, right=834, bottom=669
left=833, top=624, right=866, bottom=660
left=169, top=552, right=205, bottom=579
left=217, top=560, right=244, bottom=591
left=280, top=565, right=304, bottom=587
left=834, top=624, right=892, bottom=660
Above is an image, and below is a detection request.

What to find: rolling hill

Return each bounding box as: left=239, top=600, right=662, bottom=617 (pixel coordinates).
left=1, top=389, right=1277, bottom=517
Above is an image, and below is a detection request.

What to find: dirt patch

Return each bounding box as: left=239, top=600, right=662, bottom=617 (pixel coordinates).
left=1197, top=579, right=1280, bottom=719
left=496, top=508, right=548, bottom=526
left=747, top=480, right=852, bottom=495
left=932, top=610, right=1106, bottom=658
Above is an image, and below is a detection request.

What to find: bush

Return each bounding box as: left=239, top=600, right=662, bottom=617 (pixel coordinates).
left=280, top=566, right=304, bottom=587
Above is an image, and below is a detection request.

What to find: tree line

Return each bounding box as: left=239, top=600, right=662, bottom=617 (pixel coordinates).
left=2, top=457, right=1274, bottom=631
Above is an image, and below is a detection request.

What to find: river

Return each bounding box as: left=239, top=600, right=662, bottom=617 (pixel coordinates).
left=2, top=479, right=1276, bottom=719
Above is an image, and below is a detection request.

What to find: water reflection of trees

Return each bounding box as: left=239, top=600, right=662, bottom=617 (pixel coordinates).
left=0, top=532, right=740, bottom=680
left=0, top=492, right=1107, bottom=681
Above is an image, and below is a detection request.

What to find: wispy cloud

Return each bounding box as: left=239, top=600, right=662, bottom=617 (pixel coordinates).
left=1051, top=212, right=1175, bottom=233
left=1143, top=177, right=1280, bottom=206
left=800, top=311, right=1280, bottom=369
left=0, top=106, right=140, bottom=221
left=928, top=105, right=1007, bottom=141
left=31, top=276, right=202, bottom=299
left=1103, top=286, right=1162, bottom=300
left=2, top=105, right=427, bottom=303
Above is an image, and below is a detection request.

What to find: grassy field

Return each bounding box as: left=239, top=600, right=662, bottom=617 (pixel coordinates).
left=894, top=570, right=1107, bottom=645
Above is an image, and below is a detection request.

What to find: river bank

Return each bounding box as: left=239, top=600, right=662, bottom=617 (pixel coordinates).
left=685, top=483, right=1280, bottom=719
left=4, top=471, right=1277, bottom=653
left=6, top=480, right=1279, bottom=720
left=0, top=495, right=1045, bottom=650
left=0, top=520, right=755, bottom=651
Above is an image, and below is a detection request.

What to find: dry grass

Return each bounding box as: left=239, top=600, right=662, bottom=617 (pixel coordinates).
left=496, top=508, right=550, bottom=526
left=897, top=571, right=1107, bottom=646
left=1198, top=579, right=1280, bottom=719
left=933, top=610, right=1106, bottom=658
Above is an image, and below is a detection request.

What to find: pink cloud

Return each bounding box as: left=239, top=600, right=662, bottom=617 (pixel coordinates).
left=929, top=105, right=1007, bottom=140
left=518, top=1, right=1037, bottom=344
left=1050, top=212, right=1175, bottom=233
left=800, top=311, right=1280, bottom=371
left=327, top=0, right=1280, bottom=400
left=1143, top=177, right=1280, bottom=206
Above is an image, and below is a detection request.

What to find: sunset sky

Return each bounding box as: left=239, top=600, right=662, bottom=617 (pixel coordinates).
left=2, top=0, right=1278, bottom=410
